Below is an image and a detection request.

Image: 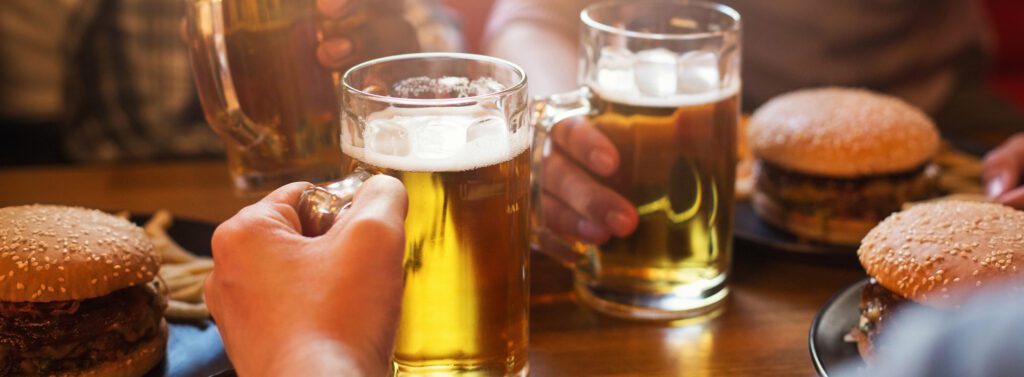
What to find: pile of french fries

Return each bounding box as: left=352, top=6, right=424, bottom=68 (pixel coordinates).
left=139, top=210, right=214, bottom=321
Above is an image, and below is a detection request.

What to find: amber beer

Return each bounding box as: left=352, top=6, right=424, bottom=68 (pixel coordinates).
left=342, top=108, right=531, bottom=376
left=188, top=0, right=350, bottom=193
left=573, top=84, right=739, bottom=317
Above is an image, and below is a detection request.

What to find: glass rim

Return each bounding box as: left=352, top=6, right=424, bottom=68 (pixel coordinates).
left=341, top=52, right=528, bottom=107
left=581, top=0, right=741, bottom=41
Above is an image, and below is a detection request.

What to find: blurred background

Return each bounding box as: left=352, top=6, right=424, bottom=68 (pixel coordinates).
left=1, top=0, right=1022, bottom=167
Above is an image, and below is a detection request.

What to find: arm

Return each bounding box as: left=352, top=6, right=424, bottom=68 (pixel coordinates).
left=486, top=22, right=578, bottom=97
left=483, top=0, right=589, bottom=97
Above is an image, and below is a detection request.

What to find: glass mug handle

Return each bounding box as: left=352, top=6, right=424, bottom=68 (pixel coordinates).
left=530, top=87, right=595, bottom=266
left=184, top=0, right=262, bottom=146
left=296, top=168, right=374, bottom=237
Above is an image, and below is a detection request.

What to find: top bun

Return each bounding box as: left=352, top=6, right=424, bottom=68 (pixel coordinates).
left=748, top=87, right=939, bottom=177
left=0, top=205, right=159, bottom=302
left=858, top=201, right=1024, bottom=308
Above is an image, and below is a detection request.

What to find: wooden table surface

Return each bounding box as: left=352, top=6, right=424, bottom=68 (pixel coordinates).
left=0, top=161, right=867, bottom=377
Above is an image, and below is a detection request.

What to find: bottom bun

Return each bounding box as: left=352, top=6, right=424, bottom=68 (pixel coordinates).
left=751, top=191, right=877, bottom=246
left=56, top=320, right=168, bottom=377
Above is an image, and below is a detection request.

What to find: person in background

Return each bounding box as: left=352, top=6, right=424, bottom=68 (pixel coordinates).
left=484, top=0, right=1024, bottom=242
left=0, top=0, right=460, bottom=166
left=204, top=177, right=408, bottom=376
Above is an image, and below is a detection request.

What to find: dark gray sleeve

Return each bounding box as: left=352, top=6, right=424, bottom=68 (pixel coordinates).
left=834, top=289, right=1024, bottom=377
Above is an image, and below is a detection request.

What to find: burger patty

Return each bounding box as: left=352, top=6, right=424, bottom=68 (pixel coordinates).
left=847, top=279, right=915, bottom=360
left=0, top=284, right=167, bottom=375
left=755, top=160, right=939, bottom=220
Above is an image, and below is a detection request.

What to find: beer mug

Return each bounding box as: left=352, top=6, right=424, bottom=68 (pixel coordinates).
left=300, top=53, right=531, bottom=376
left=534, top=1, right=741, bottom=320
left=185, top=0, right=368, bottom=194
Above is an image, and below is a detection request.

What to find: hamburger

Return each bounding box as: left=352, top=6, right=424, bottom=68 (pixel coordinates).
left=849, top=201, right=1024, bottom=361
left=0, top=205, right=167, bottom=376
left=748, top=87, right=941, bottom=245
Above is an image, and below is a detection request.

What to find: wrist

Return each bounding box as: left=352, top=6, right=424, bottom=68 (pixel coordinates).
left=262, top=335, right=380, bottom=377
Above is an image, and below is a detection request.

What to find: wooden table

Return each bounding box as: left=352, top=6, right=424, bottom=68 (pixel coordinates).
left=0, top=161, right=867, bottom=376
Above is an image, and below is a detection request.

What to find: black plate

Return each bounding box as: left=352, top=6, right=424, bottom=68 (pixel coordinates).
left=809, top=278, right=868, bottom=377
left=734, top=200, right=857, bottom=255
left=129, top=215, right=234, bottom=377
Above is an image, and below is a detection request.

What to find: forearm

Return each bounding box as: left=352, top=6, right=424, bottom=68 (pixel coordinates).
left=486, top=22, right=579, bottom=97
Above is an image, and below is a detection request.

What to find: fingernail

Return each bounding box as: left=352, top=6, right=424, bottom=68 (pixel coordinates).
left=323, top=39, right=352, bottom=62
left=589, top=150, right=615, bottom=175
left=987, top=174, right=1007, bottom=198
left=605, top=210, right=633, bottom=236
left=577, top=219, right=608, bottom=242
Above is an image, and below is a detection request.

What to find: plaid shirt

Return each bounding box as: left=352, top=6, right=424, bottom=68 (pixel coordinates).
left=62, top=0, right=461, bottom=163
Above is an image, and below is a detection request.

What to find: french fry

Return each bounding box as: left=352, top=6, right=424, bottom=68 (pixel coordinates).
left=131, top=209, right=216, bottom=320
left=170, top=280, right=207, bottom=303
left=144, top=210, right=198, bottom=263
left=160, top=259, right=214, bottom=278
left=166, top=300, right=210, bottom=321
left=144, top=210, right=174, bottom=235
left=165, top=273, right=207, bottom=292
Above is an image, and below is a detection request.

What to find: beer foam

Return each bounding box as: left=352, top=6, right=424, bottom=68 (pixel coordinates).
left=588, top=47, right=739, bottom=108
left=588, top=75, right=739, bottom=108
left=342, top=107, right=530, bottom=172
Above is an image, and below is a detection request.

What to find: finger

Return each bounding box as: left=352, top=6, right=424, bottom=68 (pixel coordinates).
left=982, top=154, right=1014, bottom=198
left=260, top=182, right=316, bottom=232
left=542, top=193, right=610, bottom=245
left=983, top=138, right=1024, bottom=198
left=542, top=151, right=638, bottom=237
left=326, top=175, right=408, bottom=239
left=997, top=186, right=1024, bottom=209
left=550, top=116, right=620, bottom=177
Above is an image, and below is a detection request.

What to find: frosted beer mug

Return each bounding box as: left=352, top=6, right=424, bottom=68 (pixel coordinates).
left=535, top=1, right=742, bottom=320
left=299, top=53, right=532, bottom=376
left=185, top=0, right=368, bottom=194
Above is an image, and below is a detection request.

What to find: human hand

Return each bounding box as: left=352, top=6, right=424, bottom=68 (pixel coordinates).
left=542, top=117, right=639, bottom=245
left=983, top=133, right=1024, bottom=209
left=316, top=0, right=420, bottom=70
left=205, top=178, right=408, bottom=376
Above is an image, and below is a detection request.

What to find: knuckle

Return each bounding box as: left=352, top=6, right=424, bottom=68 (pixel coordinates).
left=348, top=215, right=405, bottom=241
left=1010, top=133, right=1024, bottom=147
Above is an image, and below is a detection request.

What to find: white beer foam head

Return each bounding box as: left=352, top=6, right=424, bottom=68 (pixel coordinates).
left=342, top=106, right=530, bottom=172
left=589, top=47, right=739, bottom=108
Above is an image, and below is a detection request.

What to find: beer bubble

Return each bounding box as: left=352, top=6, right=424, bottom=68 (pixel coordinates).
left=634, top=48, right=678, bottom=97
left=596, top=46, right=636, bottom=94
left=415, top=119, right=464, bottom=159
left=466, top=116, right=507, bottom=143
left=367, top=119, right=411, bottom=157
left=677, top=51, right=719, bottom=94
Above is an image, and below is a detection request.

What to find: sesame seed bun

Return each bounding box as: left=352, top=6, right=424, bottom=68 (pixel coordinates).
left=748, top=87, right=940, bottom=177
left=0, top=205, right=160, bottom=302
left=858, top=201, right=1024, bottom=308
left=51, top=320, right=168, bottom=377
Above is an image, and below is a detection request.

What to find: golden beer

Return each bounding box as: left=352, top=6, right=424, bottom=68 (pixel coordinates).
left=342, top=108, right=531, bottom=376
left=573, top=86, right=739, bottom=318
left=188, top=0, right=347, bottom=193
